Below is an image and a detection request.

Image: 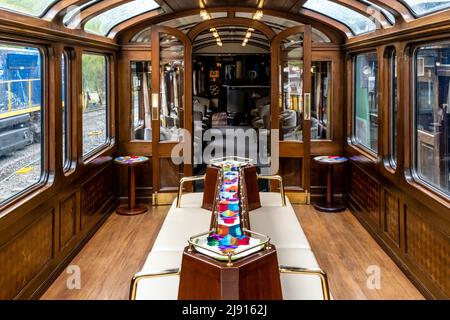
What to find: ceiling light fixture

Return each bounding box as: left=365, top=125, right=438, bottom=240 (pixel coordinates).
left=253, top=9, right=263, bottom=20
left=200, top=9, right=211, bottom=20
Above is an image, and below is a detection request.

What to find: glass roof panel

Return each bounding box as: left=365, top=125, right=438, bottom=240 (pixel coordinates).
left=64, top=0, right=99, bottom=26
left=361, top=0, right=396, bottom=23
left=84, top=0, right=160, bottom=36
left=304, top=0, right=376, bottom=35
left=0, top=0, right=55, bottom=16
left=402, top=0, right=450, bottom=16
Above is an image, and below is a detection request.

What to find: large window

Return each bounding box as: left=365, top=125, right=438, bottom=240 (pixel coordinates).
left=414, top=43, right=450, bottom=197
left=354, top=52, right=379, bottom=153
left=279, top=33, right=304, bottom=142
left=0, top=44, right=43, bottom=204
left=82, top=53, right=108, bottom=157
left=311, top=61, right=332, bottom=140
left=131, top=61, right=152, bottom=141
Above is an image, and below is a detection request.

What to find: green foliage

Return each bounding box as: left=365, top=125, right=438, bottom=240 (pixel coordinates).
left=82, top=54, right=107, bottom=106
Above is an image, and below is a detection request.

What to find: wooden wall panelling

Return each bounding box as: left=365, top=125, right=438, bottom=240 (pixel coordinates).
left=80, top=164, right=115, bottom=230
left=59, top=193, right=77, bottom=252
left=404, top=203, right=450, bottom=298
left=0, top=207, right=55, bottom=300
left=348, top=163, right=381, bottom=230
left=279, top=158, right=302, bottom=190
left=382, top=188, right=401, bottom=247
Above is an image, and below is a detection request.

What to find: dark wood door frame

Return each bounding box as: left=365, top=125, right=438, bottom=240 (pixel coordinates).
left=271, top=25, right=313, bottom=203
left=151, top=25, right=193, bottom=202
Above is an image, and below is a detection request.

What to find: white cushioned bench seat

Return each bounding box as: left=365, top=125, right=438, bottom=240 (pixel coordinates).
left=151, top=207, right=210, bottom=251
left=250, top=205, right=311, bottom=249
left=132, top=192, right=330, bottom=300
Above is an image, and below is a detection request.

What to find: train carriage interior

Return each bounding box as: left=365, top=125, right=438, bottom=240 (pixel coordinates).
left=0, top=0, right=449, bottom=304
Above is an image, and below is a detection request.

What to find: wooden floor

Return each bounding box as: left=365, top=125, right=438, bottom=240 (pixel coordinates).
left=41, top=205, right=424, bottom=300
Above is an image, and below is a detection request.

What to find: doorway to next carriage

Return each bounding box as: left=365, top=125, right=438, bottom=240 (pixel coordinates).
left=191, top=26, right=272, bottom=191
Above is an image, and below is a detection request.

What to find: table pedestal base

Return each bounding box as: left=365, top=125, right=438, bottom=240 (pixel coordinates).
left=116, top=204, right=147, bottom=216
left=313, top=200, right=346, bottom=213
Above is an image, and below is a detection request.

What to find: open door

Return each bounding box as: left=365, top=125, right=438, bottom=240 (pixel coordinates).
left=271, top=26, right=312, bottom=204
left=151, top=26, right=193, bottom=205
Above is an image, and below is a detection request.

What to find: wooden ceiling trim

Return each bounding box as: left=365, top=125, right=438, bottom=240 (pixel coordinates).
left=299, top=8, right=353, bottom=38
left=107, top=8, right=163, bottom=38
left=0, top=9, right=118, bottom=49
left=115, top=7, right=346, bottom=44
left=367, top=0, right=414, bottom=23
left=76, top=0, right=134, bottom=29
left=288, top=0, right=308, bottom=12
left=187, top=17, right=276, bottom=41
left=331, top=0, right=391, bottom=28
left=154, top=0, right=174, bottom=13
left=345, top=9, right=450, bottom=49
left=42, top=0, right=93, bottom=23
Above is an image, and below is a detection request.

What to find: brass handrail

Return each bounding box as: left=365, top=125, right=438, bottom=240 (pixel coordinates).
left=129, top=268, right=180, bottom=300
left=129, top=267, right=331, bottom=300
left=257, top=174, right=286, bottom=206
left=176, top=175, right=206, bottom=208
left=279, top=266, right=331, bottom=300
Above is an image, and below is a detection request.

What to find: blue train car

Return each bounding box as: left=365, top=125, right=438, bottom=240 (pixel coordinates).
left=0, top=47, right=41, bottom=156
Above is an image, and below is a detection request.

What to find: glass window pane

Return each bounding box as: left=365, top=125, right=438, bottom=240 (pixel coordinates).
left=0, top=0, right=54, bottom=16
left=62, top=53, right=70, bottom=170
left=63, top=0, right=99, bottom=27
left=311, top=61, right=331, bottom=140
left=0, top=44, right=43, bottom=204
left=403, top=0, right=450, bottom=16
left=131, top=61, right=152, bottom=141
left=414, top=43, right=450, bottom=196
left=391, top=52, right=398, bottom=168
left=82, top=53, right=107, bottom=156
left=362, top=0, right=396, bottom=24
left=354, top=52, right=378, bottom=152
left=84, top=0, right=160, bottom=36
left=279, top=34, right=304, bottom=142
left=304, top=0, right=376, bottom=35
left=160, top=34, right=184, bottom=142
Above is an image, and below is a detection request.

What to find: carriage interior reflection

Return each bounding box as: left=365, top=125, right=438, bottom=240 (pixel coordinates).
left=0, top=0, right=448, bottom=302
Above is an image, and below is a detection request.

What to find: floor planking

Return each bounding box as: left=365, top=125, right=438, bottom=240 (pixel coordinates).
left=41, top=205, right=424, bottom=300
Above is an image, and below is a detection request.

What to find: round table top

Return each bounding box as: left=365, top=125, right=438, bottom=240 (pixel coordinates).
left=314, top=155, right=348, bottom=164
left=114, top=156, right=149, bottom=166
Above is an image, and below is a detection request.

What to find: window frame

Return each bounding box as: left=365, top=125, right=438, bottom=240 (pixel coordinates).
left=351, top=51, right=380, bottom=157
left=81, top=51, right=111, bottom=161
left=411, top=42, right=450, bottom=200
left=0, top=41, right=48, bottom=210
left=311, top=59, right=333, bottom=142
left=62, top=50, right=72, bottom=172
left=130, top=60, right=149, bottom=137
left=389, top=49, right=398, bottom=170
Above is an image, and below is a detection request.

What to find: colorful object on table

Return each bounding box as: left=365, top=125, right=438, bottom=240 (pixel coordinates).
left=314, top=155, right=348, bottom=164
left=114, top=155, right=149, bottom=165
left=207, top=160, right=251, bottom=253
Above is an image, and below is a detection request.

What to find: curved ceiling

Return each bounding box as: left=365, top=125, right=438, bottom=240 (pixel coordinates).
left=0, top=0, right=448, bottom=41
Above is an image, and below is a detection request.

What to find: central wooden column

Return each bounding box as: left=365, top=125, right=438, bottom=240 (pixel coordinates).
left=178, top=246, right=283, bottom=300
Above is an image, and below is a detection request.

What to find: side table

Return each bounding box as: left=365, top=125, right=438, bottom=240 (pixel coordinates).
left=114, top=156, right=149, bottom=216
left=313, top=156, right=348, bottom=213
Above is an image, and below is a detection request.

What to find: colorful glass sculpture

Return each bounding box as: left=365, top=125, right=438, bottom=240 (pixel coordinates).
left=207, top=161, right=251, bottom=254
